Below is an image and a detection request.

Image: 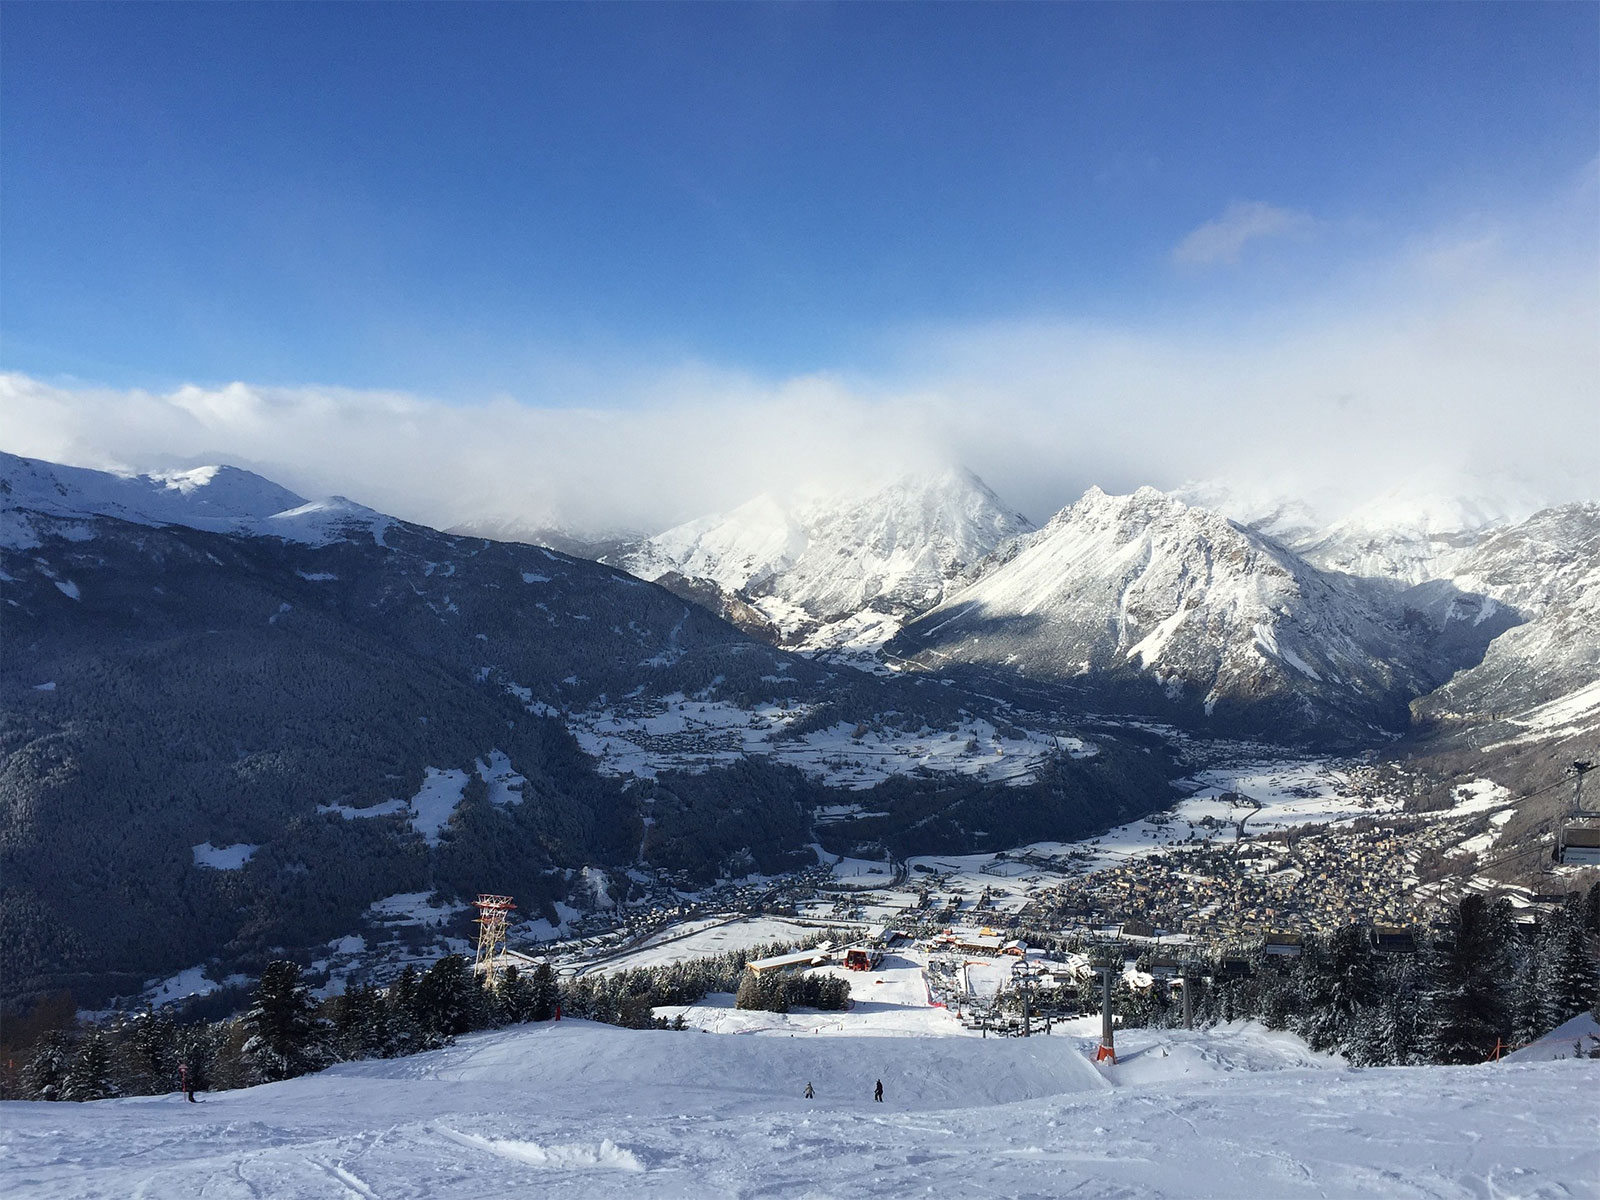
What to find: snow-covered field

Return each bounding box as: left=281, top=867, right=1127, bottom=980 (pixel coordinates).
left=318, top=752, right=531, bottom=846
left=3, top=1017, right=1593, bottom=1199
left=569, top=917, right=852, bottom=977
left=567, top=693, right=1087, bottom=790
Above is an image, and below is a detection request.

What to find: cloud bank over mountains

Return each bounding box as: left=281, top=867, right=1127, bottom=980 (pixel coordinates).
left=3, top=182, right=1594, bottom=535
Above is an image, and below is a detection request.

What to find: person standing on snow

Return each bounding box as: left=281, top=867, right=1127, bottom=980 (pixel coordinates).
left=804, top=1082, right=814, bottom=1099
left=873, top=1079, right=883, bottom=1103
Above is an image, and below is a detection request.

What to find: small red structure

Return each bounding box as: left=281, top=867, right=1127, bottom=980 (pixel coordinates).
left=844, top=947, right=882, bottom=971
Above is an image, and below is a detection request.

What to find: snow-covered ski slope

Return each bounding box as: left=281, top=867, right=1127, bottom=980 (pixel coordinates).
left=3, top=1019, right=1593, bottom=1199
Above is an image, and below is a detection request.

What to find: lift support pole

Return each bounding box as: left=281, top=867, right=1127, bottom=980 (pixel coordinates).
left=1096, top=967, right=1116, bottom=1064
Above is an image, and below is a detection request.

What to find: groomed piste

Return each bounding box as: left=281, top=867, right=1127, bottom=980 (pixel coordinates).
left=2, top=1017, right=1594, bottom=1198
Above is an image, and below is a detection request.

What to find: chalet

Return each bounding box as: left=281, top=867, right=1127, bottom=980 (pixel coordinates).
left=928, top=927, right=1008, bottom=955
left=746, top=950, right=827, bottom=976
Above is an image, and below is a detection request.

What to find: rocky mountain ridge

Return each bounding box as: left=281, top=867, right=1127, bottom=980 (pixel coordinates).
left=887, top=486, right=1445, bottom=741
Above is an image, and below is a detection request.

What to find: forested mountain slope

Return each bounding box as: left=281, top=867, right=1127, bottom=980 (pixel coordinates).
left=0, top=456, right=1172, bottom=1005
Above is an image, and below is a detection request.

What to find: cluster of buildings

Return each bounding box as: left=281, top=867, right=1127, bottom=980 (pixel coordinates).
left=1025, top=821, right=1455, bottom=942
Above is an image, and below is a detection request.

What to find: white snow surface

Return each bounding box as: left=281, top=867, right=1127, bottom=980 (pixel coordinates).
left=406, top=769, right=472, bottom=846
left=189, top=842, right=258, bottom=870
left=1504, top=1013, right=1600, bottom=1063
left=0, top=451, right=392, bottom=548
left=141, top=966, right=221, bottom=1006
left=322, top=754, right=526, bottom=845
left=3, top=1018, right=1593, bottom=1199
left=570, top=916, right=852, bottom=977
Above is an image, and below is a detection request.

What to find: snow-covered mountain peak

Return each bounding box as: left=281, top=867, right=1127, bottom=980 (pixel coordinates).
left=623, top=467, right=1034, bottom=648
left=1173, top=473, right=1567, bottom=585
left=263, top=496, right=397, bottom=546
left=0, top=452, right=392, bottom=548
left=892, top=484, right=1429, bottom=740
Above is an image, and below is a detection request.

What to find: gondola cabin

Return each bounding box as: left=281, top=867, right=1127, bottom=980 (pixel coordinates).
left=1263, top=931, right=1303, bottom=958
left=1368, top=925, right=1417, bottom=954
left=1556, top=826, right=1600, bottom=866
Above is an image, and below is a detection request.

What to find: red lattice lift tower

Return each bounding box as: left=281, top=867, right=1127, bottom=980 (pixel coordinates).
left=473, top=893, right=516, bottom=987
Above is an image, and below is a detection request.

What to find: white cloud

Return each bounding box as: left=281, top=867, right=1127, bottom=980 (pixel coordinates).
left=1172, top=200, right=1316, bottom=266
left=2, top=185, right=1594, bottom=537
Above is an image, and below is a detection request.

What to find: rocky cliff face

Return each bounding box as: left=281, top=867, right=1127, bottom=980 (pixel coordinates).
left=1411, top=503, right=1600, bottom=729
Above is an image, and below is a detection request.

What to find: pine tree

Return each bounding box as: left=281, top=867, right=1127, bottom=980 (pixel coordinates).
left=1421, top=896, right=1513, bottom=1064
left=1539, top=905, right=1599, bottom=1030
left=1507, top=940, right=1546, bottom=1050
left=241, top=961, right=325, bottom=1082
left=414, top=954, right=485, bottom=1046
left=62, top=1030, right=118, bottom=1102
left=381, top=966, right=425, bottom=1058
left=114, top=1005, right=178, bottom=1095
left=530, top=961, right=558, bottom=1022
left=1290, top=937, right=1340, bottom=1051
left=1327, top=926, right=1378, bottom=1024
left=176, top=1022, right=224, bottom=1094
left=1258, top=971, right=1290, bottom=1031
left=20, top=1031, right=74, bottom=1102
left=330, top=982, right=391, bottom=1061
left=492, top=966, right=535, bottom=1025
left=734, top=968, right=764, bottom=1011
left=1343, top=1005, right=1389, bottom=1067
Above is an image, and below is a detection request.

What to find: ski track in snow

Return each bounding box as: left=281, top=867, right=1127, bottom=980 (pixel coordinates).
left=2, top=1019, right=1594, bottom=1199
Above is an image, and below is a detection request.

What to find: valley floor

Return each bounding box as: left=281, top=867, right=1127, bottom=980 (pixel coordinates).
left=2, top=1016, right=1594, bottom=1199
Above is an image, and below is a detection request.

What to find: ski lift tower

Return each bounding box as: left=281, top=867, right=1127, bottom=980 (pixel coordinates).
left=1088, top=943, right=1120, bottom=1063
left=473, top=893, right=517, bottom=988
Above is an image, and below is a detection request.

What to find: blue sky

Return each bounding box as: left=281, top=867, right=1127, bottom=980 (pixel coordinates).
left=4, top=2, right=1595, bottom=394
left=2, top=4, right=1596, bottom=529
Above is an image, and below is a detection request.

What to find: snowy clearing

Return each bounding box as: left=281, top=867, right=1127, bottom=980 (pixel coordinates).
left=2, top=1019, right=1593, bottom=1200
left=189, top=842, right=258, bottom=870
left=567, top=693, right=1091, bottom=790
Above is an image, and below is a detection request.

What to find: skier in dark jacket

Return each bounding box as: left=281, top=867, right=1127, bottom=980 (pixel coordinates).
left=873, top=1079, right=883, bottom=1102
left=804, top=1082, right=814, bottom=1099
